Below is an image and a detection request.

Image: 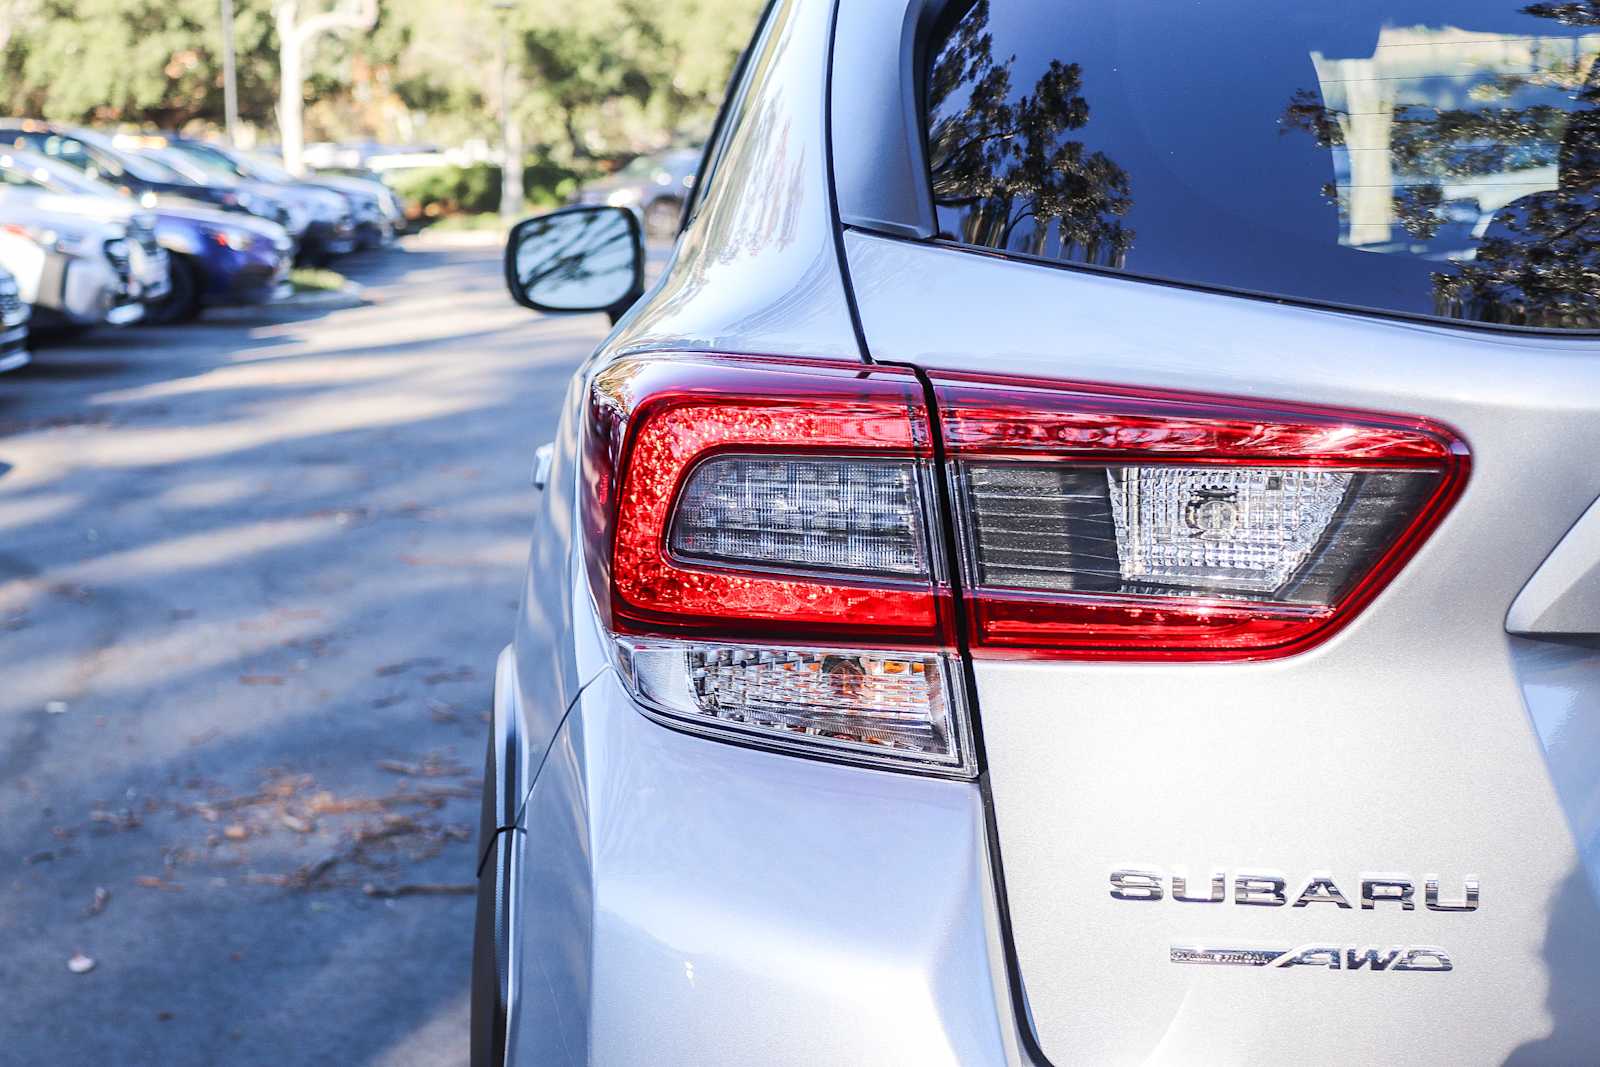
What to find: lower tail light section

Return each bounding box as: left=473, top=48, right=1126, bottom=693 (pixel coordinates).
left=584, top=354, right=973, bottom=776
left=620, top=641, right=973, bottom=773
left=933, top=375, right=1470, bottom=660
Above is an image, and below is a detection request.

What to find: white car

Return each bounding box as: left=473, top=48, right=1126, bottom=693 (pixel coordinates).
left=0, top=187, right=167, bottom=330
left=0, top=264, right=29, bottom=372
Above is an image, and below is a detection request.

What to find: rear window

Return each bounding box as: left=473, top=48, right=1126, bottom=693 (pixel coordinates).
left=925, top=1, right=1600, bottom=330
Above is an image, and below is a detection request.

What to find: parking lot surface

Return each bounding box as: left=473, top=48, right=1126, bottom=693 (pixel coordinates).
left=0, top=237, right=604, bottom=1065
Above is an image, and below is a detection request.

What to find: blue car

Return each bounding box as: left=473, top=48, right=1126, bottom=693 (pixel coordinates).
left=0, top=148, right=292, bottom=323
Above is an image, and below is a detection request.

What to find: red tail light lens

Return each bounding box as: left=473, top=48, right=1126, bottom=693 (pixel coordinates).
left=583, top=355, right=951, bottom=646
left=931, top=374, right=1469, bottom=660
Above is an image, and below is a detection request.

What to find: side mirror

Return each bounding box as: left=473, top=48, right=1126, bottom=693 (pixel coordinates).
left=504, top=205, right=644, bottom=323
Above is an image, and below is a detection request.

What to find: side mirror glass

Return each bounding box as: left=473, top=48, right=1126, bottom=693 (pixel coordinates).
left=504, top=206, right=644, bottom=318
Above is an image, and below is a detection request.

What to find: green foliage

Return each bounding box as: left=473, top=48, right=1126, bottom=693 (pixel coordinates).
left=0, top=0, right=762, bottom=159
left=1, top=0, right=280, bottom=124
left=388, top=162, right=583, bottom=216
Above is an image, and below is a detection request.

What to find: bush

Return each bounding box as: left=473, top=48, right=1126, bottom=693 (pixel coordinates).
left=389, top=162, right=584, bottom=218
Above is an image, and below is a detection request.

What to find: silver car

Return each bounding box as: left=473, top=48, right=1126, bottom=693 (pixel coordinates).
left=0, top=264, right=29, bottom=372
left=478, top=2, right=1600, bottom=1064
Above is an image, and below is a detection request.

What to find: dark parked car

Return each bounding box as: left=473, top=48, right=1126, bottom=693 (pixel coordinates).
left=573, top=147, right=700, bottom=238
left=2, top=147, right=292, bottom=323
left=128, top=140, right=356, bottom=265
left=0, top=120, right=288, bottom=225
left=163, top=140, right=400, bottom=250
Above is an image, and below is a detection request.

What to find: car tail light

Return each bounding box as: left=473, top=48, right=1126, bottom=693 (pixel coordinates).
left=932, top=374, right=1469, bottom=660
left=584, top=355, right=1467, bottom=774
left=583, top=355, right=972, bottom=775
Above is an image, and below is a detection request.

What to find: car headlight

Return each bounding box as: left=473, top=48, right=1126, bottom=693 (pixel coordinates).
left=12, top=224, right=95, bottom=256
left=206, top=227, right=254, bottom=252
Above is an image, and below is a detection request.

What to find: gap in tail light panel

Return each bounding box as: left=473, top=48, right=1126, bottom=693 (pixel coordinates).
left=931, top=374, right=1469, bottom=661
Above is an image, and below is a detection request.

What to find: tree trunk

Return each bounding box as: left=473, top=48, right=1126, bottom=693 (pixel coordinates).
left=277, top=1, right=305, bottom=175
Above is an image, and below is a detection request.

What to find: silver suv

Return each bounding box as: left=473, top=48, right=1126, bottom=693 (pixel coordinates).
left=477, top=2, right=1600, bottom=1063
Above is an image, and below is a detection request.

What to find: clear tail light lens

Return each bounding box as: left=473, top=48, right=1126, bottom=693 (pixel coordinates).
left=933, top=374, right=1469, bottom=660
left=620, top=641, right=972, bottom=773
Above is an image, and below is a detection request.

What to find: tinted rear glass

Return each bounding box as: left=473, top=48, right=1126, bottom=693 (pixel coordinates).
left=926, top=1, right=1600, bottom=329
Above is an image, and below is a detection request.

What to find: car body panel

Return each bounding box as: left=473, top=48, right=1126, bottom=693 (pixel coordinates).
left=844, top=228, right=1600, bottom=1063
left=504, top=667, right=1024, bottom=1067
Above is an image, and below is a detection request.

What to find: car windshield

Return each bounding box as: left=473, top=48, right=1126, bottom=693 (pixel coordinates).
left=238, top=152, right=298, bottom=183
left=142, top=147, right=234, bottom=186
left=927, top=0, right=1600, bottom=330
left=0, top=149, right=115, bottom=196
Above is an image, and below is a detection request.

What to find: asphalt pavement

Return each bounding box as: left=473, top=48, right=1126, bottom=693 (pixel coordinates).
left=0, top=235, right=606, bottom=1065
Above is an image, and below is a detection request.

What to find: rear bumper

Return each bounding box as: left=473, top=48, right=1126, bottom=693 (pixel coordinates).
left=298, top=220, right=357, bottom=262
left=494, top=658, right=1028, bottom=1067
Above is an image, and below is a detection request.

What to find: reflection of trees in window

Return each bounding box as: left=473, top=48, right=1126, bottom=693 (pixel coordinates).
left=1523, top=2, right=1600, bottom=26
left=1283, top=16, right=1600, bottom=327
left=927, top=0, right=1133, bottom=268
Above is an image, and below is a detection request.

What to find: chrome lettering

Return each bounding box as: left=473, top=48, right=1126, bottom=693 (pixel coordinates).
left=1109, top=869, right=1163, bottom=901
left=1425, top=876, right=1479, bottom=913
left=1361, top=877, right=1415, bottom=911
left=1235, top=873, right=1287, bottom=906
left=1293, top=875, right=1353, bottom=909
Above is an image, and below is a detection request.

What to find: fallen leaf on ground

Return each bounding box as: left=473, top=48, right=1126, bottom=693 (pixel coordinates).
left=134, top=876, right=183, bottom=891
left=223, top=824, right=249, bottom=841
left=280, top=813, right=314, bottom=834
left=67, top=954, right=95, bottom=974
left=239, top=675, right=285, bottom=686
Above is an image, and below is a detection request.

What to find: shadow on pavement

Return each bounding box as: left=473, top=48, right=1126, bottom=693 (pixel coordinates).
left=0, top=236, right=603, bottom=1065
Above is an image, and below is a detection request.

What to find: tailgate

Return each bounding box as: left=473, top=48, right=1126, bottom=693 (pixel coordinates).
left=847, top=229, right=1600, bottom=1063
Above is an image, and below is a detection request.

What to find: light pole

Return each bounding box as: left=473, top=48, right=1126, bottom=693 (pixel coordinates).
left=221, top=0, right=239, bottom=146
left=493, top=0, right=523, bottom=224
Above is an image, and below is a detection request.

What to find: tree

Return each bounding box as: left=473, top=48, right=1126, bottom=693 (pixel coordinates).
left=273, top=0, right=377, bottom=174
left=0, top=0, right=281, bottom=126
left=925, top=0, right=1134, bottom=266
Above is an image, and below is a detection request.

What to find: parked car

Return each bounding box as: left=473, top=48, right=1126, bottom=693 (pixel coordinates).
left=476, top=1, right=1600, bottom=1065
left=0, top=148, right=172, bottom=319
left=572, top=147, right=700, bottom=238
left=183, top=140, right=400, bottom=250
left=0, top=264, right=29, bottom=373
left=124, top=141, right=355, bottom=266
left=2, top=148, right=297, bottom=324
left=0, top=198, right=148, bottom=332
left=0, top=121, right=289, bottom=227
